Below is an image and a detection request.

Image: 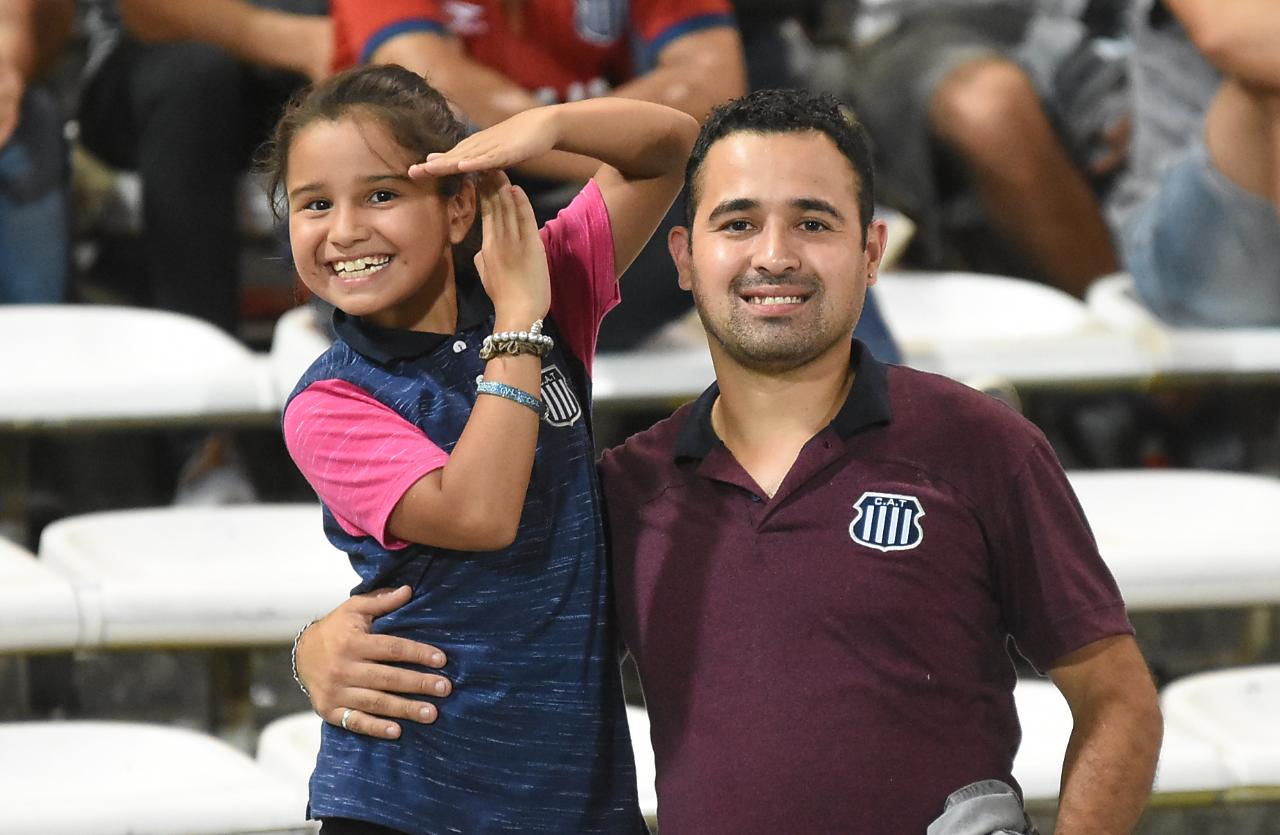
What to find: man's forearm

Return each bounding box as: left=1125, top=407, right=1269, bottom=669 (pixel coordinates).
left=611, top=28, right=746, bottom=121
left=118, top=0, right=322, bottom=77
left=1053, top=699, right=1162, bottom=834
left=374, top=32, right=541, bottom=127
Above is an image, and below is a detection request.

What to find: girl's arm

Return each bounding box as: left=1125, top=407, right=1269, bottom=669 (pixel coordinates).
left=414, top=100, right=699, bottom=276
left=387, top=171, right=551, bottom=550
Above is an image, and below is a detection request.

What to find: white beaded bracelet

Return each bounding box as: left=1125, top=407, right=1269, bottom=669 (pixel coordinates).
left=479, top=318, right=554, bottom=360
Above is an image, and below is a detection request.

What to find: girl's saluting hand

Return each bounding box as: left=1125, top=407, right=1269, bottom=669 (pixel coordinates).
left=472, top=169, right=550, bottom=328
left=410, top=108, right=560, bottom=178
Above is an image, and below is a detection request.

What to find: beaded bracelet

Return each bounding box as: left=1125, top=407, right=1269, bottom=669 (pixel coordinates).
left=479, top=318, right=554, bottom=360
left=476, top=378, right=544, bottom=416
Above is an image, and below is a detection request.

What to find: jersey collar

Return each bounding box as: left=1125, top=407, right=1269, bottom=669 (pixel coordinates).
left=332, top=275, right=493, bottom=365
left=674, top=339, right=893, bottom=461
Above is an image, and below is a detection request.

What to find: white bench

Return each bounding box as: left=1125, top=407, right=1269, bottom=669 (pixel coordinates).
left=36, top=504, right=353, bottom=647
left=1161, top=665, right=1280, bottom=799
left=0, top=304, right=279, bottom=542
left=35, top=504, right=357, bottom=736
left=875, top=271, right=1153, bottom=388
left=1067, top=470, right=1280, bottom=611
left=1087, top=273, right=1280, bottom=381
left=0, top=536, right=80, bottom=652
left=0, top=305, right=276, bottom=428
left=0, top=720, right=309, bottom=834
left=269, top=304, right=332, bottom=408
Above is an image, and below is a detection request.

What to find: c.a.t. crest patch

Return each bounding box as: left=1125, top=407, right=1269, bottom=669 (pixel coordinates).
left=849, top=492, right=925, bottom=552
left=540, top=364, right=582, bottom=427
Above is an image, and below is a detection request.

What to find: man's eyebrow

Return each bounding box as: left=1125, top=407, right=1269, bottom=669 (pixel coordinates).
left=706, top=198, right=759, bottom=222
left=793, top=197, right=843, bottom=219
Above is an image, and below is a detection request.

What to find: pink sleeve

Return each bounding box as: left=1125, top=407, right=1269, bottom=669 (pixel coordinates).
left=283, top=379, right=449, bottom=550
left=540, top=179, right=620, bottom=375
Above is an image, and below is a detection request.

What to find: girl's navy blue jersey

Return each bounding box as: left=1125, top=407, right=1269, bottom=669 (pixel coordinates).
left=286, top=289, right=644, bottom=833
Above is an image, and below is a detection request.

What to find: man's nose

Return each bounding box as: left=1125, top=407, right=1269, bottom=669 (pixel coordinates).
left=750, top=222, right=800, bottom=274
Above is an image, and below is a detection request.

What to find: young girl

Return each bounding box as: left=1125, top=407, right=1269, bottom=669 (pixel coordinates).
left=267, top=64, right=696, bottom=833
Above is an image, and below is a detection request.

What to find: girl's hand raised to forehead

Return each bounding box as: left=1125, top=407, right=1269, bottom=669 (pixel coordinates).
left=473, top=170, right=551, bottom=327
left=410, top=108, right=559, bottom=179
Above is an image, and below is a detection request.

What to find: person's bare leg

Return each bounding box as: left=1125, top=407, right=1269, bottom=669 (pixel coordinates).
left=929, top=58, right=1117, bottom=297
left=1203, top=78, right=1280, bottom=210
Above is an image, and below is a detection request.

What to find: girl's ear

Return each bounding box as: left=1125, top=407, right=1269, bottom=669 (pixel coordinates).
left=448, top=177, right=477, bottom=245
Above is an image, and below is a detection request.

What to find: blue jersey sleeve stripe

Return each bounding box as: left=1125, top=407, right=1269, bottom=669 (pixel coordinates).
left=359, top=18, right=449, bottom=65
left=645, top=12, right=737, bottom=65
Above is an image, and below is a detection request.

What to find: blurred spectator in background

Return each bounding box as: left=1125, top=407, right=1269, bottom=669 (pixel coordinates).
left=77, top=0, right=329, bottom=336
left=730, top=0, right=819, bottom=91
left=77, top=1, right=330, bottom=503
left=0, top=0, right=73, bottom=304
left=330, top=0, right=745, bottom=350
left=1108, top=0, right=1280, bottom=327
left=845, top=0, right=1128, bottom=298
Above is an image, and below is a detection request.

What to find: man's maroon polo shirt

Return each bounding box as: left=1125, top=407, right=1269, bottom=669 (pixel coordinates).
left=600, top=341, right=1132, bottom=834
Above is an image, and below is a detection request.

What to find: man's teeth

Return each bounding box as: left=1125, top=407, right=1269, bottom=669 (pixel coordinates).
left=747, top=295, right=804, bottom=305
left=333, top=256, right=391, bottom=277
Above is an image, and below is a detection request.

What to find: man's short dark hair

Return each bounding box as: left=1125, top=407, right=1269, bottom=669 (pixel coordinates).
left=684, top=88, right=875, bottom=246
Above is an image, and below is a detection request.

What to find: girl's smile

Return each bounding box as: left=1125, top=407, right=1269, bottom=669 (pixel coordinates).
left=330, top=254, right=394, bottom=279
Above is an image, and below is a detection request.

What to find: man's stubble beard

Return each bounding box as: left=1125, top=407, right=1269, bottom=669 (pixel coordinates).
left=690, top=268, right=856, bottom=375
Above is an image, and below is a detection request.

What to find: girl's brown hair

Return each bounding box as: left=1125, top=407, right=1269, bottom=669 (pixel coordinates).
left=261, top=64, right=479, bottom=280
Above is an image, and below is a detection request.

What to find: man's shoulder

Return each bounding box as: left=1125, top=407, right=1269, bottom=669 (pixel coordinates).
left=886, top=363, right=1047, bottom=452
left=599, top=401, right=696, bottom=495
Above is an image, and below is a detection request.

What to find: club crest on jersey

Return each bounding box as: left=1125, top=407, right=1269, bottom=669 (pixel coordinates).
left=540, top=364, right=582, bottom=427
left=849, top=492, right=925, bottom=552
left=575, top=0, right=627, bottom=45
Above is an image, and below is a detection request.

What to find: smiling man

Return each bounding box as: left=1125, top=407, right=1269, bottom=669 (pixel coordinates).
left=294, top=90, right=1162, bottom=834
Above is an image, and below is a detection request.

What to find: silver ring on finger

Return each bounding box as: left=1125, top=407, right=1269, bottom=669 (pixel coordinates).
left=340, top=707, right=354, bottom=731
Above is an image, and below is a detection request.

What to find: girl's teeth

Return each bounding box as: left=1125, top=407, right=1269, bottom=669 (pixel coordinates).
left=334, top=256, right=390, bottom=276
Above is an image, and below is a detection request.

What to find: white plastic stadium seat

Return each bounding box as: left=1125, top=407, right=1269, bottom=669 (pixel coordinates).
left=875, top=271, right=1152, bottom=387
left=0, top=720, right=309, bottom=835
left=0, top=305, right=276, bottom=426
left=1066, top=470, right=1280, bottom=611
left=1161, top=665, right=1280, bottom=794
left=37, top=504, right=354, bottom=647
left=0, top=536, right=80, bottom=651
left=1087, top=272, right=1280, bottom=379
left=257, top=710, right=322, bottom=808
left=270, top=304, right=334, bottom=407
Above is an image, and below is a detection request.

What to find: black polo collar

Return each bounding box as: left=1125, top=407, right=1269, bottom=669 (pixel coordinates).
left=674, top=339, right=894, bottom=461
left=332, top=274, right=492, bottom=365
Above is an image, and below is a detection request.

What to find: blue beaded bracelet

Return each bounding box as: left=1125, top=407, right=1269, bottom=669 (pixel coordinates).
left=476, top=379, right=544, bottom=417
